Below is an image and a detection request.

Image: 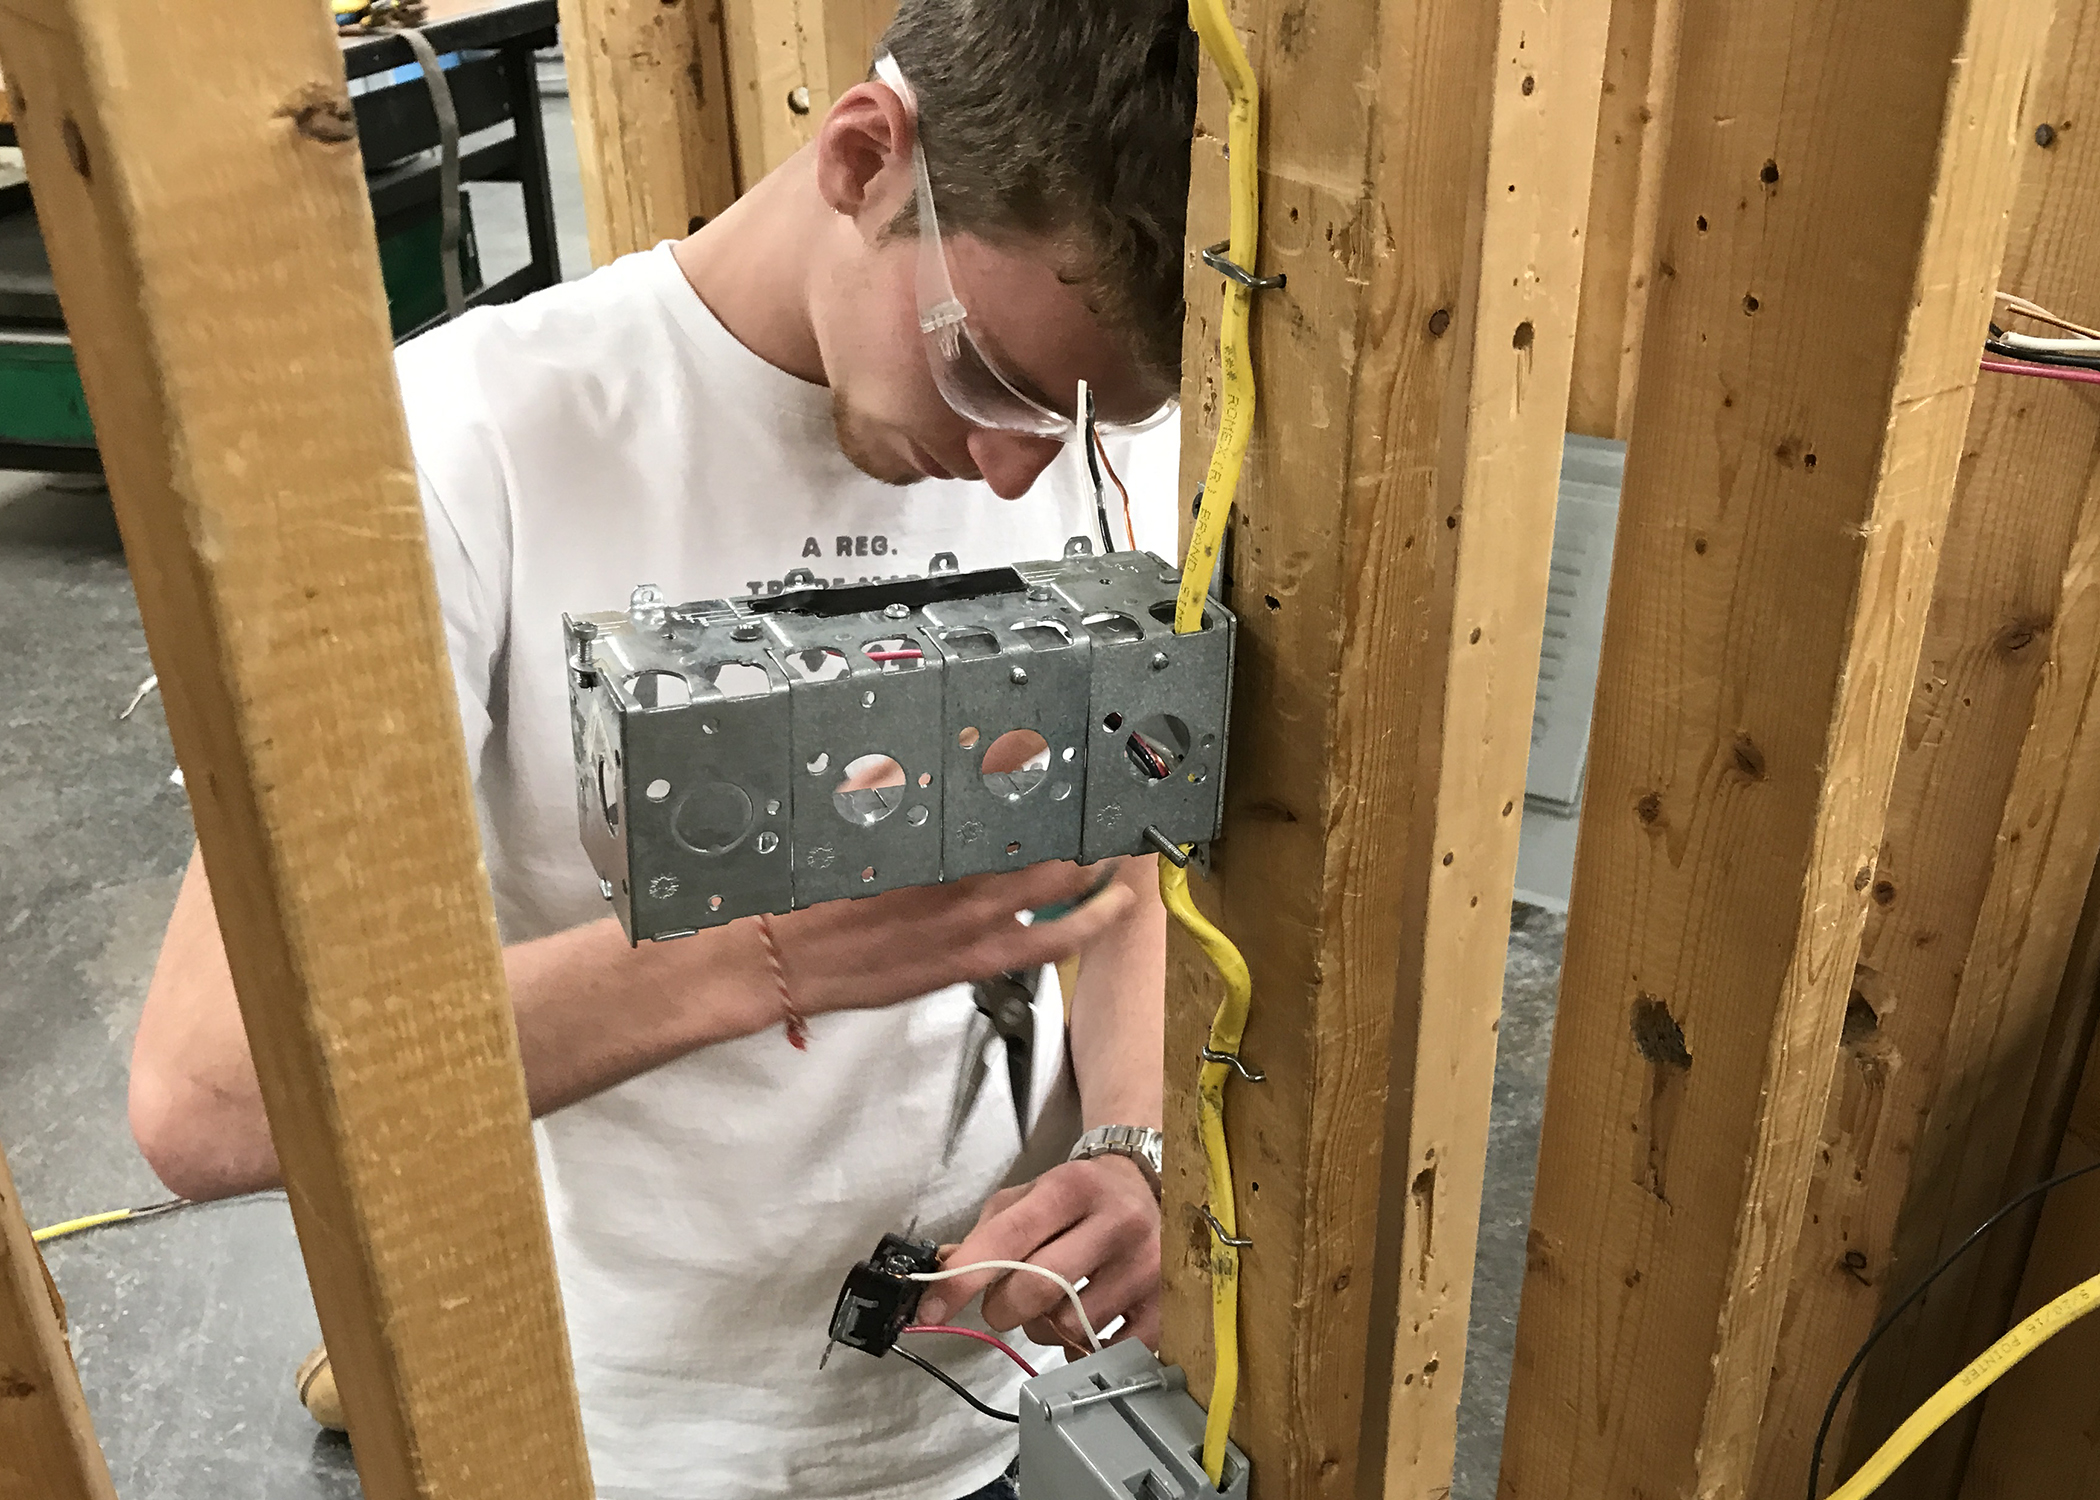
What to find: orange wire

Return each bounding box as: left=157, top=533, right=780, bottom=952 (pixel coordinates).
left=1094, top=430, right=1138, bottom=549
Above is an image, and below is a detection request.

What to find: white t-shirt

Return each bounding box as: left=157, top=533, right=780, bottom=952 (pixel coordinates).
left=394, top=244, right=1178, bottom=1500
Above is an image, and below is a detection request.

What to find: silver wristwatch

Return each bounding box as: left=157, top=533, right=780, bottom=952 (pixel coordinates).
left=1068, top=1124, right=1164, bottom=1199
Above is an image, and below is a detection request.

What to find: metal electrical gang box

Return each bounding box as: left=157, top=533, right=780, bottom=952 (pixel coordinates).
left=567, top=550, right=1235, bottom=943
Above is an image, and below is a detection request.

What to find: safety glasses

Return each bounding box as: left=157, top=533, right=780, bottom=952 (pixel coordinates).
left=872, top=53, right=1174, bottom=440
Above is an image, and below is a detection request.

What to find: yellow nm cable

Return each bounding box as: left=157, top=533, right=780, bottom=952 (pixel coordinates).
left=1169, top=0, right=1264, bottom=1486
left=1826, top=1269, right=2100, bottom=1500
left=33, top=1208, right=141, bottom=1244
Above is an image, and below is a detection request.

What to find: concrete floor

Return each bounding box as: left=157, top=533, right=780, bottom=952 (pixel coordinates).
left=0, top=70, right=1568, bottom=1500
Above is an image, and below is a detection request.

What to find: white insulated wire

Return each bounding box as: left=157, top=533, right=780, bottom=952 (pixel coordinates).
left=1997, top=330, right=2100, bottom=354
left=908, top=1260, right=1104, bottom=1351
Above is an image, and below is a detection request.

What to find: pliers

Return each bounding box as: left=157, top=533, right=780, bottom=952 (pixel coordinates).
left=941, top=970, right=1039, bottom=1164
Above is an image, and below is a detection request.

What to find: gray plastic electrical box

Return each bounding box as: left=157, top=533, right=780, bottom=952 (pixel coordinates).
left=1018, top=1341, right=1249, bottom=1499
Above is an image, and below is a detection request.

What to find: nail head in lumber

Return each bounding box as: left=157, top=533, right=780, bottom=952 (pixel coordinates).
left=0, top=1142, right=114, bottom=1500
left=0, top=4, right=593, bottom=1498
left=558, top=0, right=742, bottom=264
left=1751, top=5, right=2100, bottom=1488
left=1498, top=0, right=2052, bottom=1495
left=1159, top=1, right=1608, bottom=1495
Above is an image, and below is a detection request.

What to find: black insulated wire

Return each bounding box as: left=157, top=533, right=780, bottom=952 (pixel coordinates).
left=1806, top=1156, right=2100, bottom=1499
left=893, top=1344, right=1022, bottom=1424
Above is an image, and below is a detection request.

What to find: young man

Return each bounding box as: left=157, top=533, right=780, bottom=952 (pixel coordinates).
left=128, top=2, right=1198, bottom=1496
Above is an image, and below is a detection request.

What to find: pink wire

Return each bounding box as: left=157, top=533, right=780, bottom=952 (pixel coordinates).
left=1980, top=357, right=2100, bottom=387
left=903, top=1324, right=1040, bottom=1377
left=865, top=650, right=925, bottom=662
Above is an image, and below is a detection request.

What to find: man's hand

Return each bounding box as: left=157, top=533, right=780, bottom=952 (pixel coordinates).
left=914, top=1155, right=1161, bottom=1354
left=772, top=861, right=1133, bottom=1017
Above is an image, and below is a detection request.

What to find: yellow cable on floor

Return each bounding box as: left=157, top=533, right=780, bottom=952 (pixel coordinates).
left=33, top=1208, right=143, bottom=1244
left=1828, top=1270, right=2100, bottom=1500
left=1170, top=0, right=1264, bottom=1486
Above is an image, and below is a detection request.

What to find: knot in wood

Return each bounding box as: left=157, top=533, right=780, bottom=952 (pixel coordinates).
left=279, top=85, right=358, bottom=146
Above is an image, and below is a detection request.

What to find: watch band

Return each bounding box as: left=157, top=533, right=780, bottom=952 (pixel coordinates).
left=1068, top=1124, right=1164, bottom=1199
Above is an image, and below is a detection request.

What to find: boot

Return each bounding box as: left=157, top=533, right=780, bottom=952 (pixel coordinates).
left=296, top=1343, right=347, bottom=1433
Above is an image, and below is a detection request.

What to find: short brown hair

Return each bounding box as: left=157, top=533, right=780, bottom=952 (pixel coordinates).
left=876, top=0, right=1198, bottom=398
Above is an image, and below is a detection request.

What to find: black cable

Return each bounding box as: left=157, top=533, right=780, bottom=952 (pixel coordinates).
left=1984, top=337, right=2100, bottom=371
left=1806, top=1157, right=2100, bottom=1499
left=892, top=1344, right=1021, bottom=1424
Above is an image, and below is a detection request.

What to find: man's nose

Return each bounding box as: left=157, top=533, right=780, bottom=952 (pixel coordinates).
left=968, top=430, right=1067, bottom=500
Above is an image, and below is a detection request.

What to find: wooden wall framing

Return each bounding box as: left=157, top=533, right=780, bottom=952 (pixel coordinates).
left=0, top=1142, right=113, bottom=1500
left=1499, top=0, right=2053, bottom=1495
left=0, top=2, right=593, bottom=1496
left=560, top=0, right=894, bottom=264
left=13, top=0, right=2100, bottom=1496
left=1746, top=0, right=2100, bottom=1490
left=1161, top=1, right=1609, bottom=1496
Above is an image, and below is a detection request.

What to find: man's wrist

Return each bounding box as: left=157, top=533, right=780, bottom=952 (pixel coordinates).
left=1068, top=1124, right=1163, bottom=1199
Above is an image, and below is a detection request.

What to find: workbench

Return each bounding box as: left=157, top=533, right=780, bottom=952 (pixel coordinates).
left=0, top=0, right=560, bottom=473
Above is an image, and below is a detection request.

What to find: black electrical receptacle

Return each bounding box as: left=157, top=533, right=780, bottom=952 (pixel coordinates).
left=827, top=1232, right=941, bottom=1357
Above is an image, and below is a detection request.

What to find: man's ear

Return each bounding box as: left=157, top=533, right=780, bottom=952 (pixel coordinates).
left=815, top=81, right=913, bottom=235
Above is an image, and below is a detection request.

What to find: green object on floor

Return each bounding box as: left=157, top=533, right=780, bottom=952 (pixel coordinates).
left=0, top=195, right=482, bottom=453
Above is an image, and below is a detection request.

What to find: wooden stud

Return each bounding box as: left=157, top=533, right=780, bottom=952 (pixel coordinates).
left=1749, top=3, right=2100, bottom=1491
left=0, top=4, right=594, bottom=1498
left=0, top=1142, right=114, bottom=1500
left=720, top=0, right=826, bottom=191
left=1497, top=0, right=2053, bottom=1495
left=822, top=0, right=893, bottom=103
left=1159, top=1, right=1610, bottom=1495
left=559, top=0, right=894, bottom=265
left=721, top=0, right=893, bottom=193
left=558, top=0, right=741, bottom=264
left=1565, top=0, right=1682, bottom=441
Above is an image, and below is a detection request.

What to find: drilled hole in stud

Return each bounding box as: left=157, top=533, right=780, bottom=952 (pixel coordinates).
left=958, top=726, right=981, bottom=750
left=645, top=778, right=672, bottom=802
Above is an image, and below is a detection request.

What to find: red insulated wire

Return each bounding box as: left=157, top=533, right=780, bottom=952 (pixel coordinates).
left=1094, top=429, right=1138, bottom=550
left=865, top=649, right=925, bottom=662
left=1980, top=357, right=2100, bottom=387
left=902, top=1324, right=1040, bottom=1378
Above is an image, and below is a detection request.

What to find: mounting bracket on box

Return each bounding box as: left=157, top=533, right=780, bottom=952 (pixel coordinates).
left=566, top=546, right=1236, bottom=943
